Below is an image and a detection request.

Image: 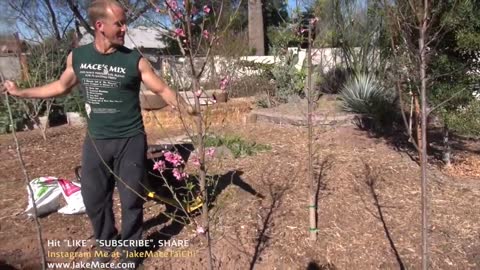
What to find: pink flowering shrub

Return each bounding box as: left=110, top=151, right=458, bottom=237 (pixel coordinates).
left=219, top=76, right=229, bottom=92
left=152, top=150, right=188, bottom=181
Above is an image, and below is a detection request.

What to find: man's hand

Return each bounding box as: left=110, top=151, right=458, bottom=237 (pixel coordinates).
left=186, top=105, right=199, bottom=116
left=1, top=52, right=77, bottom=99
left=2, top=80, right=20, bottom=96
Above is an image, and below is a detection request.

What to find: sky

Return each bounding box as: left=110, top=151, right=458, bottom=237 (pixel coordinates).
left=288, top=0, right=312, bottom=12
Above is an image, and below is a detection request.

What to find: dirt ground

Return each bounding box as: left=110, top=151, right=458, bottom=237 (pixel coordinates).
left=1, top=102, right=480, bottom=270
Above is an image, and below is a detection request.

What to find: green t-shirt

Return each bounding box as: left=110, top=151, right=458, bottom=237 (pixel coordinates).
left=72, top=42, right=143, bottom=139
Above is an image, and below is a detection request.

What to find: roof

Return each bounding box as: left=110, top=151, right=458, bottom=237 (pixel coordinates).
left=0, top=37, right=27, bottom=54
left=79, top=26, right=167, bottom=49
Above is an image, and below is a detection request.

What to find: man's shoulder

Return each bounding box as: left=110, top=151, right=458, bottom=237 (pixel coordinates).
left=118, top=46, right=140, bottom=57
left=72, top=43, right=92, bottom=54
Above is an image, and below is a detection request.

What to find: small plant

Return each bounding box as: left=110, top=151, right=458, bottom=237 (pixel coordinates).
left=203, top=134, right=271, bottom=158
left=0, top=96, right=25, bottom=134
left=271, top=51, right=306, bottom=103
left=255, top=93, right=273, bottom=108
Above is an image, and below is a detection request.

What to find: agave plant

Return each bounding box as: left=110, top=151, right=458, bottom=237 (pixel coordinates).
left=340, top=73, right=385, bottom=114
left=340, top=73, right=398, bottom=132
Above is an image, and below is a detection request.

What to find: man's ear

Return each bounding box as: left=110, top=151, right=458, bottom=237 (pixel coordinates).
left=95, top=21, right=104, bottom=33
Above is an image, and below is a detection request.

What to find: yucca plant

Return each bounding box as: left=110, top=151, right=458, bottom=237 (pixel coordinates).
left=340, top=73, right=398, bottom=133
left=340, top=73, right=383, bottom=113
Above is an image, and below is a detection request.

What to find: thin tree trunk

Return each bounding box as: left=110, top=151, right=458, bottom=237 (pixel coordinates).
left=184, top=1, right=213, bottom=269
left=14, top=33, right=29, bottom=81
left=442, top=123, right=451, bottom=166
left=415, top=93, right=422, bottom=156
left=39, top=100, right=53, bottom=141
left=408, top=91, right=414, bottom=142
left=3, top=92, right=47, bottom=270
left=419, top=1, right=429, bottom=268
left=307, top=23, right=317, bottom=241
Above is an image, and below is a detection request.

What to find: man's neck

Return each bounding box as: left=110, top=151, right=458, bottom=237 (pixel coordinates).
left=93, top=37, right=117, bottom=54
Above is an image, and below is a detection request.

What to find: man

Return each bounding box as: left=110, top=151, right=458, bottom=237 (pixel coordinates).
left=3, top=0, right=195, bottom=268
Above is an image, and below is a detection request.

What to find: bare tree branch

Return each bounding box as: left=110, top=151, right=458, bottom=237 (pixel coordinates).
left=42, top=0, right=61, bottom=40
left=428, top=87, right=468, bottom=115
left=9, top=0, right=45, bottom=40
left=127, top=3, right=153, bottom=24
left=66, top=0, right=94, bottom=36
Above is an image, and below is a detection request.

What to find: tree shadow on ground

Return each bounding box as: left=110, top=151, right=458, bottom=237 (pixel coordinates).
left=314, top=156, right=334, bottom=231
left=0, top=262, right=18, bottom=270
left=362, top=163, right=406, bottom=270
left=306, top=261, right=338, bottom=270
left=352, top=116, right=475, bottom=165
left=246, top=170, right=292, bottom=270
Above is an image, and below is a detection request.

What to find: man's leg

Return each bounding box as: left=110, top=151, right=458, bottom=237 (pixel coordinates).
left=80, top=136, right=118, bottom=244
left=114, top=133, right=147, bottom=250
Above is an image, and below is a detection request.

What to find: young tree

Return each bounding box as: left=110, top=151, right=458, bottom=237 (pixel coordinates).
left=128, top=1, right=244, bottom=269
left=380, top=0, right=477, bottom=268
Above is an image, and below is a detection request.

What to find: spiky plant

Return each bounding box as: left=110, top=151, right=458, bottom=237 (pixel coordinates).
left=340, top=73, right=384, bottom=113
left=340, top=73, right=398, bottom=132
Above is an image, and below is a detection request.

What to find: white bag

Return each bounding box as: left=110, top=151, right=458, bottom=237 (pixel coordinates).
left=57, top=179, right=86, bottom=215
left=25, top=177, right=62, bottom=217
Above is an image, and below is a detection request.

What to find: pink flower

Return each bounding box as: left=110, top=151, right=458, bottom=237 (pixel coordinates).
left=155, top=8, right=161, bottom=13
left=202, top=30, right=210, bottom=39
left=203, top=5, right=211, bottom=14
left=219, top=76, right=229, bottom=91
left=174, top=28, right=185, bottom=37
left=172, top=168, right=188, bottom=181
left=164, top=151, right=184, bottom=167
left=196, top=226, right=205, bottom=234
left=166, top=0, right=178, bottom=11
left=173, top=12, right=183, bottom=20
left=206, top=147, right=215, bottom=158
left=153, top=160, right=166, bottom=172
left=190, top=155, right=200, bottom=167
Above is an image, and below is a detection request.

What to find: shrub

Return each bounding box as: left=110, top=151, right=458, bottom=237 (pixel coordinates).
left=57, top=87, right=86, bottom=115
left=254, top=93, right=275, bottom=108
left=271, top=51, right=306, bottom=103
left=445, top=99, right=480, bottom=138
left=316, top=67, right=352, bottom=95
left=0, top=96, right=25, bottom=134
left=229, top=74, right=275, bottom=98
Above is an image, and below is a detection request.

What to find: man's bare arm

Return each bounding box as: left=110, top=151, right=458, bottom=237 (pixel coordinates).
left=138, top=57, right=195, bottom=115
left=2, top=52, right=78, bottom=98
